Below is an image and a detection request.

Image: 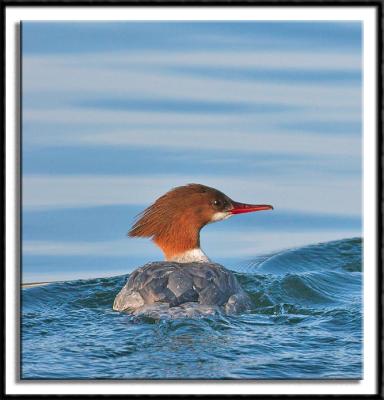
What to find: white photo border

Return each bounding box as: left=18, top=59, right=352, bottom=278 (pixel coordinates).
left=5, top=3, right=381, bottom=397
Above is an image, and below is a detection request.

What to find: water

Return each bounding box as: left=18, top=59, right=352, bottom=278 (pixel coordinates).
left=21, top=238, right=362, bottom=379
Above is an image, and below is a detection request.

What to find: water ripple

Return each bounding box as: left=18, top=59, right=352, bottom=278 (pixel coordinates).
left=22, top=238, right=362, bottom=379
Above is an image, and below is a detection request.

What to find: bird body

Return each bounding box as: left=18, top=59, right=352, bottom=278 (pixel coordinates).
left=113, top=183, right=273, bottom=317
left=113, top=261, right=251, bottom=318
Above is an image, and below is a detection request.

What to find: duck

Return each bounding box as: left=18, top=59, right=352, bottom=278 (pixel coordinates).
left=113, top=183, right=273, bottom=318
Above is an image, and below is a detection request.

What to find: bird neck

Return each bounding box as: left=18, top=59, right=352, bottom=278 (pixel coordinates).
left=153, top=223, right=210, bottom=263
left=169, top=248, right=210, bottom=263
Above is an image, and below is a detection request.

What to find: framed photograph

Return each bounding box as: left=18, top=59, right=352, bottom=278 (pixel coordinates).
left=4, top=1, right=382, bottom=398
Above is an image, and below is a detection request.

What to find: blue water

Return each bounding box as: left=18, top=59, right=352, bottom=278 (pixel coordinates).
left=21, top=238, right=362, bottom=379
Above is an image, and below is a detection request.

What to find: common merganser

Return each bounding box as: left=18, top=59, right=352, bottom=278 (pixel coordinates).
left=113, top=183, right=273, bottom=317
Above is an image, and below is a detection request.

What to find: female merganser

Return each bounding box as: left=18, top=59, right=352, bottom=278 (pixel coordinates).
left=113, top=183, right=273, bottom=317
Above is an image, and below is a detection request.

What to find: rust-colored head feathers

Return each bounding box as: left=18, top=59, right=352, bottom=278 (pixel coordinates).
left=128, top=183, right=273, bottom=262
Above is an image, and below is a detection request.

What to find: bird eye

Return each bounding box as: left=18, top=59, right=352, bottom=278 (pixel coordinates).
left=213, top=199, right=222, bottom=207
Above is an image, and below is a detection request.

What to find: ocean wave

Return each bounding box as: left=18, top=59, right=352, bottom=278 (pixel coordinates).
left=21, top=238, right=362, bottom=379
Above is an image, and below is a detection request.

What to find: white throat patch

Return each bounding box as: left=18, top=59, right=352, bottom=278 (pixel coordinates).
left=170, top=248, right=210, bottom=263
left=210, top=212, right=232, bottom=223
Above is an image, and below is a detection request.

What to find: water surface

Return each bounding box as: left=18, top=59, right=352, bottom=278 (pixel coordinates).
left=21, top=238, right=362, bottom=380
